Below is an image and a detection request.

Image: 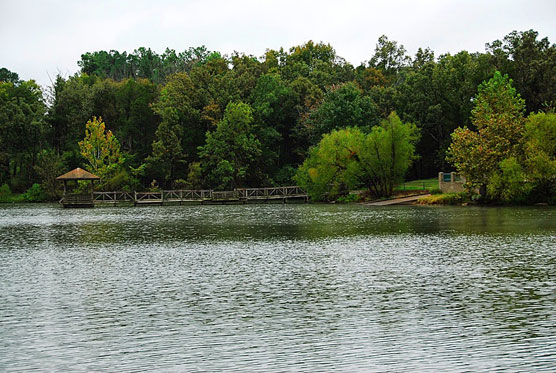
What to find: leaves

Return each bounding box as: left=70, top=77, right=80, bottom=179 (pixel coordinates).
left=78, top=116, right=123, bottom=183
left=295, top=112, right=419, bottom=199
left=447, top=72, right=525, bottom=189
left=199, top=102, right=262, bottom=189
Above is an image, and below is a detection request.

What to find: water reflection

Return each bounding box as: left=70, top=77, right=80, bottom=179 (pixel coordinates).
left=0, top=204, right=555, bottom=371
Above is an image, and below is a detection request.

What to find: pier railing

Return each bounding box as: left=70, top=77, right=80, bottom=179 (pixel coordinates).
left=134, top=191, right=163, bottom=204
left=89, top=187, right=308, bottom=205
left=93, top=191, right=134, bottom=203
left=235, top=186, right=306, bottom=199
left=163, top=189, right=213, bottom=201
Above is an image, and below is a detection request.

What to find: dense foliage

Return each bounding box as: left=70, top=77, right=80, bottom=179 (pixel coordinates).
left=295, top=113, right=419, bottom=200
left=0, top=30, right=554, bottom=202
left=447, top=72, right=556, bottom=203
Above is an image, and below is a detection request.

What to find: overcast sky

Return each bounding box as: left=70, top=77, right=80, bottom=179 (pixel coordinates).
left=1, top=0, right=555, bottom=87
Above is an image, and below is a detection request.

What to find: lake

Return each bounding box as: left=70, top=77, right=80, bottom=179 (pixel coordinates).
left=1, top=203, right=555, bottom=371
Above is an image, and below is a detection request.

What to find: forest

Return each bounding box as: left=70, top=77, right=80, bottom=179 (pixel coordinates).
left=0, top=30, right=555, bottom=202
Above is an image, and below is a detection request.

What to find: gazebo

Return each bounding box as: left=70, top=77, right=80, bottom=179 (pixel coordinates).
left=56, top=168, right=100, bottom=208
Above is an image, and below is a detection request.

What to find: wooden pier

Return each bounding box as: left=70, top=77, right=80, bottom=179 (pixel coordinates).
left=91, top=186, right=308, bottom=206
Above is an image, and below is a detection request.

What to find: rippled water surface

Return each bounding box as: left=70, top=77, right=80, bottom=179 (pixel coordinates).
left=1, top=203, right=555, bottom=371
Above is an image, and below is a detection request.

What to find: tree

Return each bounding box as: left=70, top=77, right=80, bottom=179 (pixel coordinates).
left=368, top=35, right=411, bottom=78
left=277, top=41, right=354, bottom=89
left=146, top=111, right=185, bottom=186
left=396, top=51, right=494, bottom=176
left=78, top=116, right=123, bottom=181
left=0, top=80, right=47, bottom=190
left=295, top=112, right=419, bottom=200
left=34, top=150, right=65, bottom=200
left=486, top=30, right=556, bottom=112
left=359, top=113, right=420, bottom=196
left=199, top=102, right=262, bottom=189
left=0, top=68, right=20, bottom=84
left=46, top=74, right=95, bottom=156
left=250, top=73, right=296, bottom=178
left=112, top=78, right=160, bottom=163
left=299, top=82, right=378, bottom=145
left=523, top=112, right=556, bottom=201
left=152, top=72, right=202, bottom=162
left=78, top=46, right=212, bottom=83
left=447, top=71, right=526, bottom=193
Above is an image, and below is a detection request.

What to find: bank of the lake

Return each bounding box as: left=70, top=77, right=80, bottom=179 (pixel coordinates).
left=1, top=203, right=555, bottom=371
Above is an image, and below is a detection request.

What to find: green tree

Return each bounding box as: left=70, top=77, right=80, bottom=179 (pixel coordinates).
left=250, top=73, right=296, bottom=178
left=487, top=30, right=556, bottom=112
left=0, top=68, right=20, bottom=84
left=199, top=102, right=262, bottom=189
left=152, top=72, right=202, bottom=162
left=396, top=51, right=494, bottom=176
left=78, top=116, right=123, bottom=181
left=112, top=78, right=160, bottom=163
left=146, top=110, right=185, bottom=186
left=368, top=35, right=411, bottom=79
left=523, top=112, right=556, bottom=201
left=46, top=74, right=95, bottom=156
left=296, top=112, right=419, bottom=199
left=299, top=82, right=378, bottom=145
left=447, top=71, right=526, bottom=193
left=34, top=150, right=65, bottom=200
left=0, top=80, right=47, bottom=190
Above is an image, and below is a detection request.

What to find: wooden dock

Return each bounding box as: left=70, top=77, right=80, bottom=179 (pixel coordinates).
left=61, top=194, right=95, bottom=208
left=91, top=186, right=308, bottom=206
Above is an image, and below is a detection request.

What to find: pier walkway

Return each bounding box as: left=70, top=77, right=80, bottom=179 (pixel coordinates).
left=92, top=186, right=308, bottom=206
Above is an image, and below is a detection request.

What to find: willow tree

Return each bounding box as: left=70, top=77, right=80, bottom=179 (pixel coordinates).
left=295, top=112, right=419, bottom=200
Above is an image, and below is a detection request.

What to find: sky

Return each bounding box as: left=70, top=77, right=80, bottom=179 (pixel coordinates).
left=1, top=0, right=555, bottom=87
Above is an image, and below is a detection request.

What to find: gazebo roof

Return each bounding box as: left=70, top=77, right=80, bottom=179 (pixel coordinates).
left=56, top=168, right=100, bottom=180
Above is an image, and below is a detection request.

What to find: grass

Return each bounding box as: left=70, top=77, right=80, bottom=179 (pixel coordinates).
left=417, top=193, right=468, bottom=205
left=394, top=178, right=438, bottom=192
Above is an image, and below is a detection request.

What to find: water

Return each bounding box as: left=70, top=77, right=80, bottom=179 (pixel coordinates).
left=1, top=203, right=555, bottom=371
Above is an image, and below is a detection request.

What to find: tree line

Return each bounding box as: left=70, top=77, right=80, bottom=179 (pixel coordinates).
left=0, top=30, right=554, bottom=202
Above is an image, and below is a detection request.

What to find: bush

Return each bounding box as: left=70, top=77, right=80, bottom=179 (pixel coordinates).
left=336, top=193, right=360, bottom=203
left=103, top=169, right=140, bottom=192
left=418, top=193, right=467, bottom=205
left=487, top=157, right=531, bottom=203
left=0, top=183, right=13, bottom=202
left=274, top=165, right=296, bottom=186
left=0, top=183, right=11, bottom=195
left=21, top=183, right=47, bottom=202
left=172, top=179, right=187, bottom=189
left=186, top=162, right=203, bottom=189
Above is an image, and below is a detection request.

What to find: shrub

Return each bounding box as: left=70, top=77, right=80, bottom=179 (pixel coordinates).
left=22, top=183, right=47, bottom=202
left=418, top=193, right=467, bottom=205
left=0, top=183, right=13, bottom=202
left=336, top=193, right=360, bottom=203
left=173, top=179, right=188, bottom=189
left=103, top=169, right=140, bottom=192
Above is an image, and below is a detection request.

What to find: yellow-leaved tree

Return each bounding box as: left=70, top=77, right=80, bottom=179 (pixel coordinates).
left=78, top=116, right=123, bottom=182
